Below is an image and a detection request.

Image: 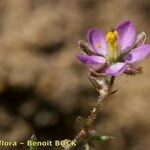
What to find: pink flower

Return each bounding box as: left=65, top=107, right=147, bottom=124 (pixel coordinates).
left=77, top=21, right=150, bottom=76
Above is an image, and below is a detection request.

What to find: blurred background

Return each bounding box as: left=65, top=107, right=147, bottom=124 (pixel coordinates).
left=0, top=0, right=150, bottom=149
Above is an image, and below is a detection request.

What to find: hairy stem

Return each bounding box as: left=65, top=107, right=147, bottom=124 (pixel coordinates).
left=64, top=76, right=115, bottom=150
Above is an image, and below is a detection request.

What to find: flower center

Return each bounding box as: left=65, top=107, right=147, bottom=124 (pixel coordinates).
left=106, top=30, right=119, bottom=62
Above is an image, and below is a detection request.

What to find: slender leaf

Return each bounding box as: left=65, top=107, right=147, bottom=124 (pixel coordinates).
left=90, top=135, right=115, bottom=143
left=30, top=134, right=38, bottom=150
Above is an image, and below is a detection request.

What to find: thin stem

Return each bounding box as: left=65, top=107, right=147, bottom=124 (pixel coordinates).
left=64, top=77, right=115, bottom=150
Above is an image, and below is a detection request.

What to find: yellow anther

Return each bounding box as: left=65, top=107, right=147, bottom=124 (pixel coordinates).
left=106, top=30, right=119, bottom=62
left=106, top=31, right=118, bottom=44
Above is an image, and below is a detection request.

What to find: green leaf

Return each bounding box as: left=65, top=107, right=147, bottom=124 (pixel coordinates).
left=91, top=135, right=115, bottom=143
left=30, top=134, right=38, bottom=150
left=77, top=116, right=88, bottom=128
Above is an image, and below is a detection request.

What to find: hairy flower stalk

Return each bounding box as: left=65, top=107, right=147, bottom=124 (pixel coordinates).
left=65, top=21, right=150, bottom=150
left=65, top=77, right=115, bottom=150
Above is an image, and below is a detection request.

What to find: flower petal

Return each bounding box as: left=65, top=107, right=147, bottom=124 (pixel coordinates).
left=117, top=21, right=136, bottom=51
left=87, top=28, right=107, bottom=55
left=76, top=54, right=106, bottom=65
left=124, top=44, right=150, bottom=63
left=105, top=62, right=126, bottom=76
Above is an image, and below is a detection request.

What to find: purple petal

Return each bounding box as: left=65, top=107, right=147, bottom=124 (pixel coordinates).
left=87, top=28, right=107, bottom=55
left=76, top=54, right=106, bottom=66
left=105, top=62, right=127, bottom=76
left=124, top=44, right=150, bottom=63
left=117, top=21, right=136, bottom=51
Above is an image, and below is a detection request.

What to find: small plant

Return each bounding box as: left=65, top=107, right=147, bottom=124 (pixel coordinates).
left=64, top=21, right=150, bottom=150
